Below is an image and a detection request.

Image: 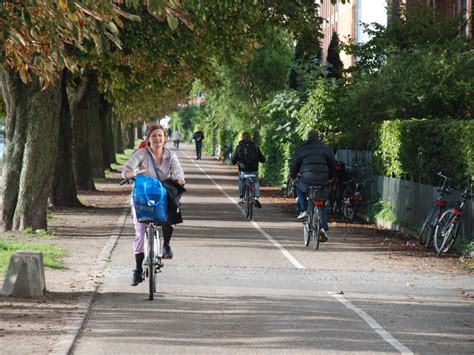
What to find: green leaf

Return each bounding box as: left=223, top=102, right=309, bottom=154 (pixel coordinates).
left=147, top=0, right=166, bottom=17
left=67, top=0, right=76, bottom=12
left=167, top=14, right=179, bottom=30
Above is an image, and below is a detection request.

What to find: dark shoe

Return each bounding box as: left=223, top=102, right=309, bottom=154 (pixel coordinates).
left=254, top=198, right=262, bottom=208
left=130, top=269, right=143, bottom=286
left=319, top=228, right=328, bottom=242
left=163, top=245, right=173, bottom=259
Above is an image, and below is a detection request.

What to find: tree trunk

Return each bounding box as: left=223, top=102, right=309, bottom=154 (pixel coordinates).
left=0, top=66, right=61, bottom=231
left=87, top=74, right=105, bottom=178
left=0, top=68, right=28, bottom=231
left=136, top=124, right=143, bottom=140
left=124, top=124, right=134, bottom=149
left=99, top=95, right=114, bottom=170
left=50, top=70, right=82, bottom=207
left=68, top=73, right=96, bottom=191
left=107, top=110, right=117, bottom=165
left=115, top=118, right=124, bottom=154
left=105, top=110, right=117, bottom=164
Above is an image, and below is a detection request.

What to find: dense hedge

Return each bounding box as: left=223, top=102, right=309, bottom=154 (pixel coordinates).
left=372, top=119, right=474, bottom=187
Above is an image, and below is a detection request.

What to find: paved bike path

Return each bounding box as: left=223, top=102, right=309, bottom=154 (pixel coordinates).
left=72, top=145, right=474, bottom=354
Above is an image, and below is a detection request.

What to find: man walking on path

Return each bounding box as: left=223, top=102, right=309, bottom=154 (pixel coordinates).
left=192, top=127, right=205, bottom=160
left=290, top=130, right=336, bottom=241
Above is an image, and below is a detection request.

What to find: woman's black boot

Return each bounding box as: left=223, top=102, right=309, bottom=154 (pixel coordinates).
left=131, top=252, right=144, bottom=286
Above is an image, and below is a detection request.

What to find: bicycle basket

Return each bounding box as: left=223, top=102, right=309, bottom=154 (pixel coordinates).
left=133, top=174, right=168, bottom=223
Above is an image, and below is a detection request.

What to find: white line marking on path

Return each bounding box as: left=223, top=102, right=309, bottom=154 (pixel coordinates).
left=330, top=292, right=414, bottom=355
left=184, top=150, right=413, bottom=354
left=184, top=152, right=304, bottom=269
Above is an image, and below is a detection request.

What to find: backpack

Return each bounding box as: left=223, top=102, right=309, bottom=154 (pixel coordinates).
left=240, top=141, right=259, bottom=167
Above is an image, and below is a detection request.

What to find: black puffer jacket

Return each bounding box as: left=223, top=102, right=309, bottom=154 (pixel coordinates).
left=231, top=139, right=265, bottom=172
left=290, top=137, right=336, bottom=185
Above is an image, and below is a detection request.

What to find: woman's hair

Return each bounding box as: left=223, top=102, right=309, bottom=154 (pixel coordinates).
left=146, top=124, right=167, bottom=144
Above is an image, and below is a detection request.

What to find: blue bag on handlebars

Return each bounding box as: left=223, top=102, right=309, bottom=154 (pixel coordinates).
left=133, top=174, right=168, bottom=223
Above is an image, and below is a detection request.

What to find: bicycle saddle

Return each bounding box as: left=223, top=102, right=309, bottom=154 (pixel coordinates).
left=137, top=217, right=167, bottom=225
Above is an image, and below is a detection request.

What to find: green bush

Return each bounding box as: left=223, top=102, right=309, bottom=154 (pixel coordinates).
left=260, top=90, right=303, bottom=185
left=373, top=119, right=474, bottom=187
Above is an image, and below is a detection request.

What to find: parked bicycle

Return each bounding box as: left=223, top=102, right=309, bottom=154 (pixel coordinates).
left=419, top=172, right=452, bottom=247
left=342, top=181, right=364, bottom=220
left=329, top=161, right=349, bottom=216
left=433, top=189, right=472, bottom=257
left=121, top=177, right=165, bottom=300
left=242, top=173, right=257, bottom=220
left=303, top=185, right=326, bottom=250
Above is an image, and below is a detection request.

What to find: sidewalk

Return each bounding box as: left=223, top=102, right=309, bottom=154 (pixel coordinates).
left=0, top=148, right=472, bottom=354
left=0, top=171, right=131, bottom=354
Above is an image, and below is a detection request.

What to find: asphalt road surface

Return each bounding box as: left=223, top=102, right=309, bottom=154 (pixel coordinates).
left=72, top=145, right=474, bottom=354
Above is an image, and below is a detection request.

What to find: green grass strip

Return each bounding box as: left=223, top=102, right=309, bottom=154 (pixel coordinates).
left=0, top=238, right=68, bottom=273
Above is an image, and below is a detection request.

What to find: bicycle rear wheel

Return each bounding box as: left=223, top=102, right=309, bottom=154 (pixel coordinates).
left=343, top=204, right=355, bottom=220
left=148, top=225, right=156, bottom=300
left=433, top=210, right=457, bottom=256
left=246, top=186, right=253, bottom=220
left=312, top=206, right=320, bottom=250
left=419, top=207, right=437, bottom=247
left=303, top=210, right=311, bottom=247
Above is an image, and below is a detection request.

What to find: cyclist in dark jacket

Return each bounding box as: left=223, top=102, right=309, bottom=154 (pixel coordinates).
left=290, top=130, right=336, bottom=241
left=231, top=132, right=266, bottom=208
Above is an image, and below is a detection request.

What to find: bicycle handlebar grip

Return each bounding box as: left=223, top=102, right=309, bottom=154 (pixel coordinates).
left=120, top=177, right=134, bottom=185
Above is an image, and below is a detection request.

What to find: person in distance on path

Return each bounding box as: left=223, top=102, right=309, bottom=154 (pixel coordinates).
left=192, top=127, right=205, bottom=160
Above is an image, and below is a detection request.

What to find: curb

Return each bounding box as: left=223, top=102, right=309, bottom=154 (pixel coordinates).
left=51, top=206, right=129, bottom=355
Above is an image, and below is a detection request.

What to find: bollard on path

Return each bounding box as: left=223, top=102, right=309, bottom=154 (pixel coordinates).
left=1, top=250, right=46, bottom=298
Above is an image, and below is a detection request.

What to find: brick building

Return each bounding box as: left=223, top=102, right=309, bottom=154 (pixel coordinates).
left=318, top=0, right=472, bottom=69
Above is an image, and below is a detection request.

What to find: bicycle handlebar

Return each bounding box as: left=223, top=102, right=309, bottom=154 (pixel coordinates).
left=436, top=171, right=448, bottom=180
left=120, top=177, right=134, bottom=185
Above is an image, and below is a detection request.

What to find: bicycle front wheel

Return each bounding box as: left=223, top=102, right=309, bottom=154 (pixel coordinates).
left=312, top=206, right=320, bottom=250
left=433, top=210, right=457, bottom=256
left=148, top=225, right=156, bottom=300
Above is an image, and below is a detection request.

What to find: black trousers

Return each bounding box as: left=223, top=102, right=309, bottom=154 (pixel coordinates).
left=162, top=222, right=173, bottom=246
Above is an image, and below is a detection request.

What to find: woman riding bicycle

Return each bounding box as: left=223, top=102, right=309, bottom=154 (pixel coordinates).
left=122, top=124, right=185, bottom=286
